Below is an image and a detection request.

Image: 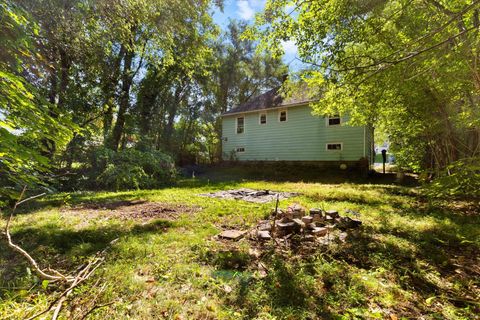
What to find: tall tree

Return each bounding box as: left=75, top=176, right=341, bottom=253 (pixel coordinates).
left=208, top=20, right=288, bottom=160
left=251, top=0, right=480, bottom=173
left=134, top=19, right=287, bottom=164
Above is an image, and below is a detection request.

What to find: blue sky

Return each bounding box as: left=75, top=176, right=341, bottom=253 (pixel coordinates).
left=212, top=0, right=304, bottom=70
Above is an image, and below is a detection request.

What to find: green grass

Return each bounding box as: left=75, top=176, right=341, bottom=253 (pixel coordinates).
left=1, top=171, right=479, bottom=319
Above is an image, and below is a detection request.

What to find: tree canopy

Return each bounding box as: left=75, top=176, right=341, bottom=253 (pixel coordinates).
left=250, top=0, right=480, bottom=182
left=0, top=0, right=287, bottom=197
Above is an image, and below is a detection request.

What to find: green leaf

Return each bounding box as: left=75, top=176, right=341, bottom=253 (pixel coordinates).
left=425, top=296, right=436, bottom=305
left=42, top=280, right=49, bottom=289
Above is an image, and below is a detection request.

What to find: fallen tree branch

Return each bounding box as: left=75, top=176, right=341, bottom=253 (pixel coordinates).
left=2, top=186, right=117, bottom=320
left=80, top=301, right=115, bottom=319
left=79, top=282, right=116, bottom=320
left=25, top=241, right=115, bottom=320
left=3, top=187, right=71, bottom=282
left=25, top=261, right=99, bottom=320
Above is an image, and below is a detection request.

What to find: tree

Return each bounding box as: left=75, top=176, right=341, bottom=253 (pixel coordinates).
left=1, top=1, right=291, bottom=194
left=0, top=1, right=75, bottom=202
left=134, top=19, right=287, bottom=164
left=208, top=20, right=288, bottom=160
left=250, top=0, right=480, bottom=174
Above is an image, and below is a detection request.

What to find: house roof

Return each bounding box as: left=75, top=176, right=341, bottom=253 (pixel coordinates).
left=221, top=85, right=315, bottom=116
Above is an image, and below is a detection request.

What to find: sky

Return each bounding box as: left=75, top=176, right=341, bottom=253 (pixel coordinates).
left=212, top=0, right=305, bottom=71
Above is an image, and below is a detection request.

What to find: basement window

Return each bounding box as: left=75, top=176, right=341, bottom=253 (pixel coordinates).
left=279, top=110, right=287, bottom=122
left=236, top=147, right=245, bottom=153
left=327, top=115, right=341, bottom=126
left=326, top=143, right=343, bottom=151
left=236, top=117, right=244, bottom=134
left=259, top=113, right=267, bottom=124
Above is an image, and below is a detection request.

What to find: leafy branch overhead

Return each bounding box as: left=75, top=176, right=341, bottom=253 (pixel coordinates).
left=252, top=0, right=480, bottom=179
left=0, top=0, right=287, bottom=200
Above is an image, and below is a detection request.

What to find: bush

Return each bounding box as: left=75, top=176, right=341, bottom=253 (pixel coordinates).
left=424, top=157, right=480, bottom=199
left=91, top=148, right=176, bottom=190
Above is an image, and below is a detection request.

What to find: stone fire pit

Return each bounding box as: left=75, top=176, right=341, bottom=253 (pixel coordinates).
left=218, top=204, right=362, bottom=249
left=252, top=204, right=362, bottom=243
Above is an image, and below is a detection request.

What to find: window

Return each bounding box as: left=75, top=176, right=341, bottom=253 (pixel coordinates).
left=279, top=110, right=287, bottom=122
left=236, top=147, right=245, bottom=153
left=327, top=115, right=341, bottom=126
left=236, top=117, right=244, bottom=134
left=326, top=143, right=343, bottom=151
left=259, top=113, right=267, bottom=124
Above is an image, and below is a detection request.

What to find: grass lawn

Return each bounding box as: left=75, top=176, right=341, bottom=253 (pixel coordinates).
left=1, top=169, right=479, bottom=319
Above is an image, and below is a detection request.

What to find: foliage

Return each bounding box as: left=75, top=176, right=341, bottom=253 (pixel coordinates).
left=1, top=0, right=287, bottom=196
left=0, top=1, right=75, bottom=204
left=134, top=20, right=287, bottom=164
left=249, top=0, right=480, bottom=179
left=92, top=148, right=177, bottom=190
left=424, top=157, right=480, bottom=199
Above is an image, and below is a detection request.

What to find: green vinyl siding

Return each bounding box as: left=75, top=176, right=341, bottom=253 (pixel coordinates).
left=221, top=104, right=370, bottom=162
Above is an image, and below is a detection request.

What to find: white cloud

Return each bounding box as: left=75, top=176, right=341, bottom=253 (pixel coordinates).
left=237, top=1, right=255, bottom=20
left=248, top=0, right=267, bottom=10
left=281, top=40, right=298, bottom=56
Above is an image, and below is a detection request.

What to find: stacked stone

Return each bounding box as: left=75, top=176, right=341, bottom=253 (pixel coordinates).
left=255, top=205, right=362, bottom=241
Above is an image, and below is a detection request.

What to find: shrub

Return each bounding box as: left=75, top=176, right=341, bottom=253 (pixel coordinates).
left=424, top=157, right=480, bottom=199
left=92, top=148, right=176, bottom=190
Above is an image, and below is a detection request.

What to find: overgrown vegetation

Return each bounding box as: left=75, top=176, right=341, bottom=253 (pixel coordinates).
left=1, top=1, right=479, bottom=318
left=1, top=172, right=478, bottom=319
left=250, top=0, right=480, bottom=197
left=2, top=0, right=479, bottom=200
left=424, top=157, right=480, bottom=199
left=0, top=0, right=287, bottom=200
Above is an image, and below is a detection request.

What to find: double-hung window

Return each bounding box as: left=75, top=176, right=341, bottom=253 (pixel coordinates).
left=259, top=113, right=267, bottom=124
left=327, top=115, right=341, bottom=126
left=236, top=117, right=244, bottom=134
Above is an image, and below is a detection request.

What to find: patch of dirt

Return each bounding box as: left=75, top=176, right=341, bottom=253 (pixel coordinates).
left=443, top=200, right=480, bottom=216
left=61, top=200, right=200, bottom=221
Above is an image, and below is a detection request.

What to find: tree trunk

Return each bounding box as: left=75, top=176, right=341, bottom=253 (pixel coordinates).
left=163, top=87, right=182, bottom=150
left=109, top=47, right=134, bottom=151
left=102, top=45, right=125, bottom=143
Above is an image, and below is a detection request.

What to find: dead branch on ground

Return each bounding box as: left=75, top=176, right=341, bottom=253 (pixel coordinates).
left=3, top=187, right=71, bottom=282
left=1, top=186, right=117, bottom=319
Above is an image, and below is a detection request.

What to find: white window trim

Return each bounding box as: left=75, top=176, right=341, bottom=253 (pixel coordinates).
left=278, top=109, right=288, bottom=122
left=236, top=116, right=245, bottom=134
left=259, top=112, right=267, bottom=125
left=326, top=142, right=343, bottom=151
left=236, top=146, right=245, bottom=153
left=326, top=115, right=342, bottom=126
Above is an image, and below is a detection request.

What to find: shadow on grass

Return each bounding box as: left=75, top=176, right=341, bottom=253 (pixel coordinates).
left=0, top=219, right=175, bottom=284
left=224, top=255, right=337, bottom=319
left=10, top=180, right=245, bottom=215
left=330, top=219, right=479, bottom=309
left=194, top=164, right=419, bottom=185
left=203, top=198, right=479, bottom=318
left=11, top=165, right=418, bottom=216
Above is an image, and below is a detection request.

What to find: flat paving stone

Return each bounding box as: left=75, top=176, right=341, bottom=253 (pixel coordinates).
left=219, top=230, right=247, bottom=240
